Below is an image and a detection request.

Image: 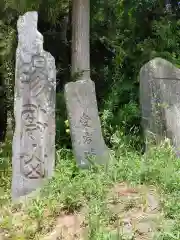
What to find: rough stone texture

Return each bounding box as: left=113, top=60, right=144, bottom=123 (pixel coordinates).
left=12, top=11, right=56, bottom=200
left=64, top=79, right=109, bottom=167
left=140, top=57, right=180, bottom=154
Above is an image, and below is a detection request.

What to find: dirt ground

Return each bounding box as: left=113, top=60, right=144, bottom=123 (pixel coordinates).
left=42, top=182, right=165, bottom=240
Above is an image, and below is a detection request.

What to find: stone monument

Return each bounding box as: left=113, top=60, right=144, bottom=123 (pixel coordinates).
left=140, top=57, right=180, bottom=155
left=65, top=0, right=109, bottom=167
left=12, top=11, right=56, bottom=199
left=65, top=80, right=109, bottom=168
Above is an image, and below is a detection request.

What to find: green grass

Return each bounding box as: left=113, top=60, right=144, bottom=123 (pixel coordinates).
left=0, top=139, right=180, bottom=239
left=0, top=138, right=12, bottom=206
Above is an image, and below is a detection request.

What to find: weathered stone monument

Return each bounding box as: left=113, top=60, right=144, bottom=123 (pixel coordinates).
left=140, top=57, right=180, bottom=155
left=65, top=0, right=109, bottom=167
left=12, top=11, right=56, bottom=199
left=65, top=80, right=109, bottom=168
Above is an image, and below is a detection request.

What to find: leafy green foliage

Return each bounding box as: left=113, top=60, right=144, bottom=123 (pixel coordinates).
left=4, top=0, right=69, bottom=22
left=55, top=92, right=71, bottom=149
left=0, top=0, right=179, bottom=149
left=95, top=0, right=180, bottom=150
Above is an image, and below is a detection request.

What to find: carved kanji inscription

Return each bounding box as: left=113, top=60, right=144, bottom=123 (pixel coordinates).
left=30, top=71, right=47, bottom=97
left=83, top=130, right=92, bottom=144
left=21, top=104, right=48, bottom=139
left=80, top=112, right=91, bottom=127
left=32, top=55, right=45, bottom=68
left=84, top=148, right=96, bottom=158
left=20, top=144, right=47, bottom=179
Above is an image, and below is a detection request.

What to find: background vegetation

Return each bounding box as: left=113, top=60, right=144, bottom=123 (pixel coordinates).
left=1, top=0, right=180, bottom=148
left=0, top=1, right=180, bottom=238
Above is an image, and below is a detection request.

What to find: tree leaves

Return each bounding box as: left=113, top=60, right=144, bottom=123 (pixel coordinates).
left=4, top=0, right=70, bottom=23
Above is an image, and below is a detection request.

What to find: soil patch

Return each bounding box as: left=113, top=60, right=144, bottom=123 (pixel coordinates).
left=42, top=213, right=86, bottom=240
left=107, top=182, right=164, bottom=239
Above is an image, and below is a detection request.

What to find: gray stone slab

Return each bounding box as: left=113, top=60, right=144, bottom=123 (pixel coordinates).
left=140, top=57, right=180, bottom=154
left=64, top=79, right=109, bottom=168
left=12, top=11, right=56, bottom=200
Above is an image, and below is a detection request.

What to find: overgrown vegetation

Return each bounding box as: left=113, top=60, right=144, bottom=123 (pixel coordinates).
left=0, top=0, right=180, bottom=239
left=1, top=141, right=180, bottom=239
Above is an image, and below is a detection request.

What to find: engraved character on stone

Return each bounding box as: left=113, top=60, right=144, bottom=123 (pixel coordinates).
left=32, top=56, right=45, bottom=68
left=80, top=112, right=91, bottom=127
left=30, top=70, right=47, bottom=97
left=22, top=104, right=48, bottom=139
left=83, top=130, right=92, bottom=144
left=84, top=148, right=96, bottom=158
left=20, top=144, right=47, bottom=179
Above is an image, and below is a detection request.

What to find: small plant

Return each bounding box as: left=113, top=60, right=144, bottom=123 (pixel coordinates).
left=28, top=198, right=46, bottom=232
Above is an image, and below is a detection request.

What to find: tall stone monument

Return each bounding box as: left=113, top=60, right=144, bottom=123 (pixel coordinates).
left=65, top=80, right=109, bottom=168
left=12, top=12, right=56, bottom=199
left=140, top=57, right=180, bottom=155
